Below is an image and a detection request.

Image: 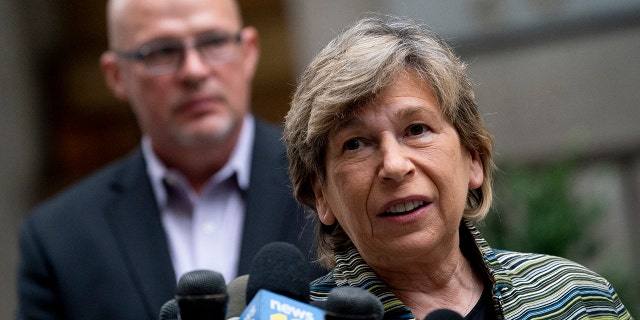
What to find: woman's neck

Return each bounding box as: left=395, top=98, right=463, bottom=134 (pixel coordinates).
left=377, top=249, right=484, bottom=319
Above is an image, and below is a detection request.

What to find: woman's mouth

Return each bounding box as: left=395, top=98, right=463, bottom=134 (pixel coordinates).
left=379, top=200, right=427, bottom=216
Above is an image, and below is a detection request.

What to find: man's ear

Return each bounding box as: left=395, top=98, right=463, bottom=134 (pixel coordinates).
left=239, top=26, right=260, bottom=81
left=312, top=178, right=336, bottom=226
left=100, top=51, right=129, bottom=101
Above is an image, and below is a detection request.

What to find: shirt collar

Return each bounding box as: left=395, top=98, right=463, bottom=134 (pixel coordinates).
left=211, top=114, right=254, bottom=191
left=142, top=115, right=255, bottom=201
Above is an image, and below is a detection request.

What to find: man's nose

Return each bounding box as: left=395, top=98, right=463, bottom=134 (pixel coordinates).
left=177, top=46, right=210, bottom=79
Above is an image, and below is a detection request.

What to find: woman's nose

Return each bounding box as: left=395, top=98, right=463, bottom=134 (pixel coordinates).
left=378, top=137, right=415, bottom=182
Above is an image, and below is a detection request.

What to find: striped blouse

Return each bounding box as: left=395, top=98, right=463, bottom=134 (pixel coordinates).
left=310, top=219, right=633, bottom=320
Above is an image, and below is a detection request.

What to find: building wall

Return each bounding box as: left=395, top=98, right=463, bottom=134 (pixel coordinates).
left=0, top=0, right=43, bottom=317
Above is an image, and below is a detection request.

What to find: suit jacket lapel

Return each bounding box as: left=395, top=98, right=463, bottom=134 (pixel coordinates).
left=238, top=121, right=292, bottom=275
left=103, top=150, right=177, bottom=318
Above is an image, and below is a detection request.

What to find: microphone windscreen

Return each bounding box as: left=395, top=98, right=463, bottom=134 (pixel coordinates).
left=176, top=269, right=227, bottom=296
left=225, top=274, right=249, bottom=319
left=159, top=299, right=178, bottom=320
left=310, top=299, right=325, bottom=309
left=176, top=269, right=228, bottom=320
left=245, top=242, right=310, bottom=303
left=323, top=286, right=384, bottom=320
left=423, top=309, right=464, bottom=320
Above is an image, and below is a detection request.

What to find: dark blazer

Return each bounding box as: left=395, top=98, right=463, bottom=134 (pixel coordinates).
left=17, top=120, right=319, bottom=320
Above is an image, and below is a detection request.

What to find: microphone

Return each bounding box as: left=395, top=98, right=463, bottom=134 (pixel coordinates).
left=159, top=299, right=179, bottom=320
left=424, top=309, right=464, bottom=320
left=226, top=274, right=250, bottom=319
left=240, top=289, right=324, bottom=320
left=239, top=242, right=322, bottom=320
left=322, top=286, right=384, bottom=320
left=176, top=269, right=229, bottom=320
left=245, top=242, right=310, bottom=303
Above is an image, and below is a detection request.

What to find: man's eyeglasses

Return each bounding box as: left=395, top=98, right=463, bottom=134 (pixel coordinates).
left=115, top=31, right=243, bottom=75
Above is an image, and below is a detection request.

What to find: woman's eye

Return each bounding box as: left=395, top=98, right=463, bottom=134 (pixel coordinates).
left=408, top=124, right=428, bottom=136
left=343, top=138, right=362, bottom=151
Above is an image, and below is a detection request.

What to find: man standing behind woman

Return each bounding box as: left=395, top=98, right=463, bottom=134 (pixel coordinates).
left=17, top=0, right=318, bottom=319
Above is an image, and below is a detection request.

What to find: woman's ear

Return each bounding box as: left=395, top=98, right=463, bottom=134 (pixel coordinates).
left=312, top=178, right=336, bottom=225
left=468, top=151, right=484, bottom=190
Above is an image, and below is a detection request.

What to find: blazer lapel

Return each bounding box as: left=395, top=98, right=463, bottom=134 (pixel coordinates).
left=237, top=121, right=292, bottom=274
left=103, top=150, right=177, bottom=318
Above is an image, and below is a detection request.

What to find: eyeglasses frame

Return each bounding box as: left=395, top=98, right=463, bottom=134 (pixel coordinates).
left=114, top=30, right=243, bottom=75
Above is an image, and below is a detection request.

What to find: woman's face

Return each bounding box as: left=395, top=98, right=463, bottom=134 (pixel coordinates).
left=312, top=71, right=483, bottom=270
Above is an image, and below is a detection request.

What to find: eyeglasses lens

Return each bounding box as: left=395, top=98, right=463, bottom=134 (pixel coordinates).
left=134, top=32, right=241, bottom=75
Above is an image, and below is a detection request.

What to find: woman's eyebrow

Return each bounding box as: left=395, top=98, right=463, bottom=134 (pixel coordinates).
left=332, top=115, right=364, bottom=133
left=396, top=106, right=439, bottom=121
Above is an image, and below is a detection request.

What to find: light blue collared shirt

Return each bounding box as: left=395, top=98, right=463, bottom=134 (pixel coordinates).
left=142, top=115, right=254, bottom=283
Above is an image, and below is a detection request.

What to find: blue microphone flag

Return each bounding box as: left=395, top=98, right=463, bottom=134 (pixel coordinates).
left=240, top=289, right=323, bottom=320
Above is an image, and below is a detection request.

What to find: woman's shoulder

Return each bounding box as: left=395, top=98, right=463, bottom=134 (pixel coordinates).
left=488, top=250, right=632, bottom=318
left=494, top=250, right=593, bottom=268
left=492, top=249, right=610, bottom=287
left=310, top=272, right=337, bottom=301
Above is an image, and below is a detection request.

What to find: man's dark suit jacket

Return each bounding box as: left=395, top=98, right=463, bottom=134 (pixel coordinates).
left=17, top=120, right=319, bottom=320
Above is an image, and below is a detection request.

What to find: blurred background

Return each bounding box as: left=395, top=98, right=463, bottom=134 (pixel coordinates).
left=1, top=0, right=639, bottom=317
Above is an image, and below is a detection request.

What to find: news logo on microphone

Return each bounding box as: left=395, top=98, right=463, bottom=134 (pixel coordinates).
left=240, top=290, right=323, bottom=320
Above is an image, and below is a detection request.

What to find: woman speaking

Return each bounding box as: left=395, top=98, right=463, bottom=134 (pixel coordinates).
left=283, top=15, right=632, bottom=320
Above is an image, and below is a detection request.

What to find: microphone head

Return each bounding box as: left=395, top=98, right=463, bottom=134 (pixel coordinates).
left=225, top=274, right=249, bottom=319
left=323, top=286, right=384, bottom=320
left=159, top=299, right=178, bottom=320
left=176, top=269, right=228, bottom=320
left=176, top=269, right=227, bottom=296
left=245, top=242, right=310, bottom=303
left=424, top=309, right=464, bottom=320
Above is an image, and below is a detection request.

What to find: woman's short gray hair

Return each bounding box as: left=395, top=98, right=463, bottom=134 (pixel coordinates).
left=284, top=15, right=495, bottom=268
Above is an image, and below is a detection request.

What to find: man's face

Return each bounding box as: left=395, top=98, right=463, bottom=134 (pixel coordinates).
left=103, top=0, right=259, bottom=152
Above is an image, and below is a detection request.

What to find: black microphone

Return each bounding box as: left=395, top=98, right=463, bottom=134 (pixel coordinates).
left=245, top=242, right=310, bottom=303
left=424, top=309, right=464, bottom=320
left=175, top=269, right=228, bottom=320
left=159, top=299, right=179, bottom=320
left=225, top=274, right=249, bottom=319
left=322, top=286, right=384, bottom=320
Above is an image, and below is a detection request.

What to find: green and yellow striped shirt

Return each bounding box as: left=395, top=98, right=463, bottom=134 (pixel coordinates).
left=310, top=220, right=633, bottom=319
